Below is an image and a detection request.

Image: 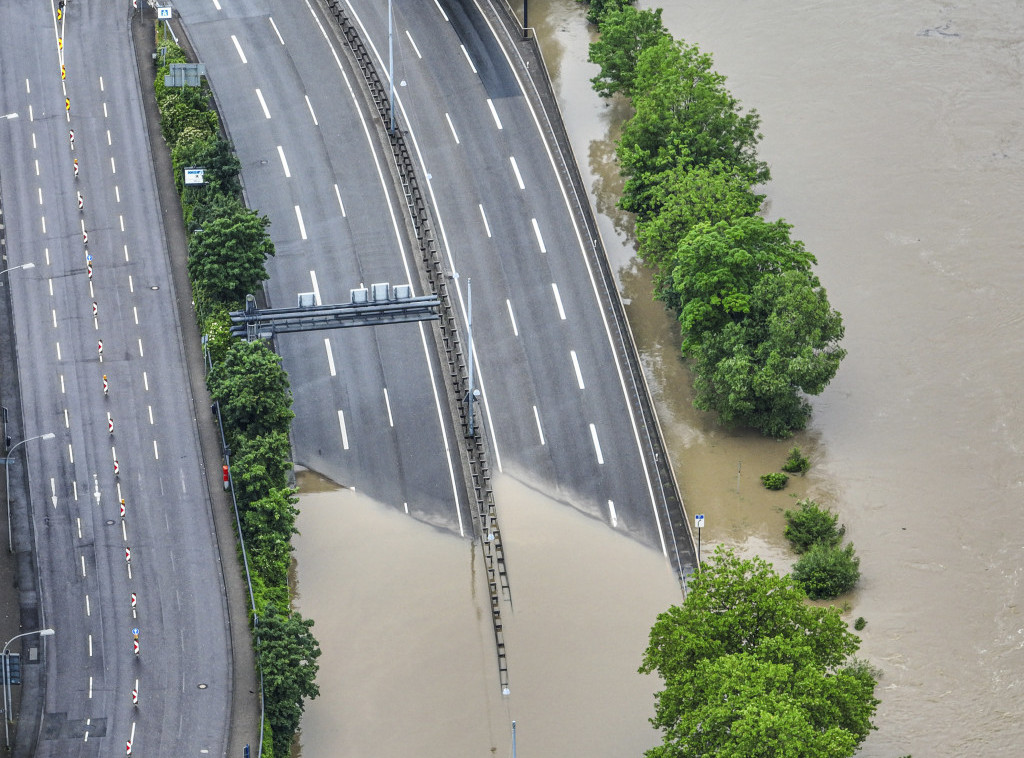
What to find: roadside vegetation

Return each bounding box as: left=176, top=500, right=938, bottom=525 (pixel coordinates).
left=582, top=1, right=845, bottom=438
left=641, top=547, right=879, bottom=757
left=153, top=26, right=319, bottom=758
left=576, top=4, right=872, bottom=752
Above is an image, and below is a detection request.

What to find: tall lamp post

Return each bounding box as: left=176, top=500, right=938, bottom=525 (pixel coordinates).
left=6, top=432, right=55, bottom=552
left=3, top=628, right=54, bottom=749
left=0, top=263, right=35, bottom=280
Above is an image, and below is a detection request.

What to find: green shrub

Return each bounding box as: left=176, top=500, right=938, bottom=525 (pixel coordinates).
left=760, top=472, right=788, bottom=490
left=782, top=445, right=810, bottom=474
left=792, top=542, right=861, bottom=599
left=854, top=616, right=867, bottom=631
left=784, top=498, right=845, bottom=553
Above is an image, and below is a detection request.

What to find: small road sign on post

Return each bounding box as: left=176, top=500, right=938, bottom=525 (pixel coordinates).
left=694, top=514, right=705, bottom=568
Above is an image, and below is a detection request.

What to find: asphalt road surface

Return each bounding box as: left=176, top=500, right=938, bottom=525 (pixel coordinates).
left=175, top=0, right=675, bottom=554
left=176, top=0, right=473, bottom=536
left=0, top=3, right=231, bottom=756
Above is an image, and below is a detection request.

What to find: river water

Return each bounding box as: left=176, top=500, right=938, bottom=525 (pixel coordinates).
left=521, top=0, right=1024, bottom=755
left=294, top=1, right=1024, bottom=756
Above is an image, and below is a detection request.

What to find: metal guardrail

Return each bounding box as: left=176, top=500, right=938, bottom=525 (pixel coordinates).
left=322, top=0, right=512, bottom=693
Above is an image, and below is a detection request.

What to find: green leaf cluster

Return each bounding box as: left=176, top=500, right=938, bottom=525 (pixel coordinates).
left=258, top=605, right=322, bottom=757
left=793, top=543, right=861, bottom=600
left=151, top=30, right=317, bottom=754
left=576, top=0, right=636, bottom=27
left=588, top=8, right=845, bottom=436
left=760, top=472, right=789, bottom=491
left=782, top=445, right=811, bottom=474
left=641, top=547, right=878, bottom=757
left=187, top=200, right=274, bottom=314
left=784, top=499, right=845, bottom=554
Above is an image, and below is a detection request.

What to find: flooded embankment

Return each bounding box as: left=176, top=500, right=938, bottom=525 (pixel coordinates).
left=520, top=1, right=1024, bottom=754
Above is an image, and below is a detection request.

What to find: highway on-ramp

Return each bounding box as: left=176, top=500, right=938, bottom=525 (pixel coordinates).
left=0, top=3, right=231, bottom=756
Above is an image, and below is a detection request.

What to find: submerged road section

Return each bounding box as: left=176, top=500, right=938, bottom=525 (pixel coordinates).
left=0, top=3, right=231, bottom=756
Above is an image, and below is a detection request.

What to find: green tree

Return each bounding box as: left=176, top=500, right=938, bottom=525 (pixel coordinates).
left=578, top=0, right=635, bottom=26
left=688, top=267, right=846, bottom=437
left=186, top=201, right=274, bottom=307
left=667, top=216, right=815, bottom=352
left=617, top=35, right=768, bottom=217
left=172, top=134, right=242, bottom=199
left=241, top=487, right=298, bottom=587
left=636, top=162, right=765, bottom=305
left=641, top=547, right=877, bottom=757
left=231, top=431, right=293, bottom=506
left=792, top=543, right=861, bottom=599
left=208, top=340, right=294, bottom=444
left=588, top=5, right=668, bottom=97
left=785, top=499, right=845, bottom=554
left=157, top=86, right=218, bottom=148
left=257, top=605, right=321, bottom=758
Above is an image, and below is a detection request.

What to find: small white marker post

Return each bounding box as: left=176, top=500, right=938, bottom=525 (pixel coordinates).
left=694, top=514, right=705, bottom=569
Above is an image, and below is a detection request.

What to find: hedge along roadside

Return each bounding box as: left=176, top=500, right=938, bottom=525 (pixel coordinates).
left=152, top=24, right=320, bottom=758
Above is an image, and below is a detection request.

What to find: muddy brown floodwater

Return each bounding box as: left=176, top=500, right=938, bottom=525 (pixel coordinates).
left=516, top=0, right=1024, bottom=755
left=293, top=472, right=681, bottom=757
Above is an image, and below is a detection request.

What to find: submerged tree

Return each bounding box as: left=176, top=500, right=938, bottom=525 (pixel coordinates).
left=641, top=547, right=878, bottom=757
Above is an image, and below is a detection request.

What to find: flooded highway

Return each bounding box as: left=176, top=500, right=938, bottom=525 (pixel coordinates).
left=292, top=1, right=1024, bottom=755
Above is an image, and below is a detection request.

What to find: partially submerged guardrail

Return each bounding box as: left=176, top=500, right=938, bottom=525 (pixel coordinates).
left=322, top=0, right=512, bottom=694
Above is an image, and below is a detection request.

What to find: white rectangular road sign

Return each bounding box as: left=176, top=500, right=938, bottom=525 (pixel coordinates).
left=183, top=167, right=205, bottom=185
left=157, top=7, right=173, bottom=19
left=694, top=514, right=705, bottom=529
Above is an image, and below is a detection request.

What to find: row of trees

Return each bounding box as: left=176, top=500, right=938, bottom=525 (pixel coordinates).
left=641, top=547, right=879, bottom=757
left=586, top=3, right=846, bottom=437
left=154, top=27, right=319, bottom=758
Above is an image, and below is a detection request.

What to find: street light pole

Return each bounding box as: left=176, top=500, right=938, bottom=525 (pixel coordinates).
left=3, top=628, right=53, bottom=749
left=6, top=433, right=55, bottom=552
left=0, top=263, right=35, bottom=279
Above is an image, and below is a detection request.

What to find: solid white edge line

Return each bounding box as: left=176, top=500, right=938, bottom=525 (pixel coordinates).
left=231, top=34, right=248, bottom=64
left=343, top=2, right=503, bottom=479
left=552, top=282, right=566, bottom=319
left=570, top=350, right=585, bottom=389
left=590, top=423, right=604, bottom=465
